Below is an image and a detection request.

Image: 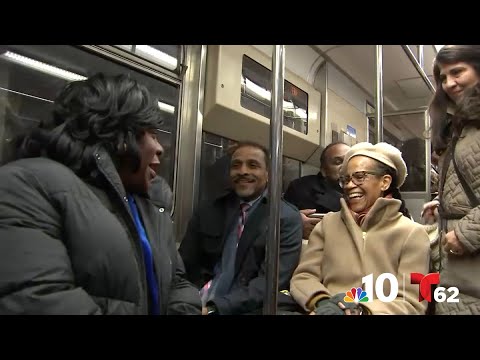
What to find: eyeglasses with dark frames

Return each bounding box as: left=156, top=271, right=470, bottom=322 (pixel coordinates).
left=339, top=171, right=381, bottom=188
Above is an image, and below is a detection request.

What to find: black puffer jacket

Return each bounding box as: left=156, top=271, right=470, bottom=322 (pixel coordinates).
left=0, top=148, right=201, bottom=315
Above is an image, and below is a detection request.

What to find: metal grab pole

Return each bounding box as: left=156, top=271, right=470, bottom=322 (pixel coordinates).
left=375, top=45, right=384, bottom=144
left=264, top=45, right=285, bottom=315
left=401, top=45, right=435, bottom=92
left=418, top=45, right=425, bottom=70
left=425, top=109, right=431, bottom=198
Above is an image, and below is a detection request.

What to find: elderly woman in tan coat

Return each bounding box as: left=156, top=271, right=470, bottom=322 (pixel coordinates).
left=290, top=142, right=430, bottom=315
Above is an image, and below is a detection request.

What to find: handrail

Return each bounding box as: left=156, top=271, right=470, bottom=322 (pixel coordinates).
left=401, top=45, right=435, bottom=92
left=264, top=45, right=285, bottom=315
left=375, top=45, right=384, bottom=143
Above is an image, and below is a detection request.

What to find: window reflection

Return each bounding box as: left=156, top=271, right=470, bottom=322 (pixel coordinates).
left=282, top=156, right=301, bottom=194
left=399, top=137, right=426, bottom=192
left=241, top=55, right=308, bottom=134
left=199, top=132, right=236, bottom=204
left=115, top=45, right=180, bottom=71
left=0, top=45, right=179, bottom=189
left=382, top=113, right=426, bottom=192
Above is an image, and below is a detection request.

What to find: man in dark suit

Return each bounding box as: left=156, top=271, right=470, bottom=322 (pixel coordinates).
left=179, top=141, right=302, bottom=315
left=284, top=142, right=350, bottom=239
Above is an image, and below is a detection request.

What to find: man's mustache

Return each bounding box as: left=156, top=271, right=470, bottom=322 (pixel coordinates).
left=233, top=175, right=256, bottom=182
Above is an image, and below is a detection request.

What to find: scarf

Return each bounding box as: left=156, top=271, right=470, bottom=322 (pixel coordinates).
left=349, top=194, right=393, bottom=227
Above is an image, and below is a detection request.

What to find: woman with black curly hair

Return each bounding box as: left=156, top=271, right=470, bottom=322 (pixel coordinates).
left=0, top=73, right=201, bottom=315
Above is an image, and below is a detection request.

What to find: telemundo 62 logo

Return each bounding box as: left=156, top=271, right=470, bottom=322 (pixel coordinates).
left=410, top=273, right=459, bottom=303
left=345, top=273, right=459, bottom=303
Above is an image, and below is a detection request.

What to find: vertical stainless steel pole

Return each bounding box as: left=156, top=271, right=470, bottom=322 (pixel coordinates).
left=419, top=45, right=425, bottom=70
left=264, top=45, right=285, bottom=315
left=375, top=45, right=384, bottom=143
left=425, top=109, right=431, bottom=198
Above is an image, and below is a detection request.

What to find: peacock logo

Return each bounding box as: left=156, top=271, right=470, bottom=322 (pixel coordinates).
left=344, top=287, right=369, bottom=303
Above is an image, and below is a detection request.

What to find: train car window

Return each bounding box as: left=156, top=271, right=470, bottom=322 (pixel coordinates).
left=366, top=102, right=402, bottom=148
left=385, top=114, right=426, bottom=192
left=369, top=113, right=426, bottom=192
left=282, top=157, right=300, bottom=194
left=241, top=55, right=308, bottom=135
left=366, top=101, right=376, bottom=143
left=381, top=45, right=433, bottom=192
left=0, top=45, right=179, bottom=189
left=199, top=132, right=235, bottom=204
left=115, top=45, right=180, bottom=72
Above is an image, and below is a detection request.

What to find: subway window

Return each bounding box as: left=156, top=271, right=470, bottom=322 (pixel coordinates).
left=383, top=113, right=426, bottom=192
left=114, top=45, right=181, bottom=72
left=282, top=157, right=301, bottom=194
left=0, top=45, right=179, bottom=189
left=199, top=132, right=236, bottom=204
left=241, top=55, right=309, bottom=135
left=366, top=102, right=403, bottom=149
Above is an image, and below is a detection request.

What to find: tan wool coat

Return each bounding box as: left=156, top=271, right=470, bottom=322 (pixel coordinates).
left=290, top=197, right=430, bottom=315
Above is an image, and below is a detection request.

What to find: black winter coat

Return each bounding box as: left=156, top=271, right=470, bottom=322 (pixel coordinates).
left=0, top=150, right=201, bottom=315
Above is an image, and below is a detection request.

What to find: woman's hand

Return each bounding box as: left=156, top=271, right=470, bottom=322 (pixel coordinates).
left=421, top=200, right=440, bottom=224
left=314, top=293, right=362, bottom=315
left=443, top=230, right=466, bottom=256
left=338, top=302, right=362, bottom=315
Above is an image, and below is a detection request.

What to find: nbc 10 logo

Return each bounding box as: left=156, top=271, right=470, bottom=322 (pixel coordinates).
left=348, top=273, right=460, bottom=303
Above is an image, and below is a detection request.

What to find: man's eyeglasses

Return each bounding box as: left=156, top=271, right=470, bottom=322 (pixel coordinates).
left=339, top=171, right=381, bottom=188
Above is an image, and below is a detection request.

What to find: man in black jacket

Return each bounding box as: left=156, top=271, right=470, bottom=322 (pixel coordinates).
left=179, top=141, right=303, bottom=315
left=284, top=142, right=350, bottom=239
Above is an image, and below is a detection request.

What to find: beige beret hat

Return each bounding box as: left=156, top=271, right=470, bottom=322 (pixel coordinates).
left=342, top=142, right=408, bottom=188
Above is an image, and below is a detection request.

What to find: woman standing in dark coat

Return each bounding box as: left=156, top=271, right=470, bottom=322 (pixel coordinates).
left=0, top=73, right=201, bottom=315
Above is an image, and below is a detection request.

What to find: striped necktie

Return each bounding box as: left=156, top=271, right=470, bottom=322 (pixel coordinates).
left=238, top=202, right=251, bottom=239
left=199, top=202, right=252, bottom=304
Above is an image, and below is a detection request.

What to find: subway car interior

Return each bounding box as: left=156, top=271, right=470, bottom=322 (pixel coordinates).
left=0, top=44, right=440, bottom=243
